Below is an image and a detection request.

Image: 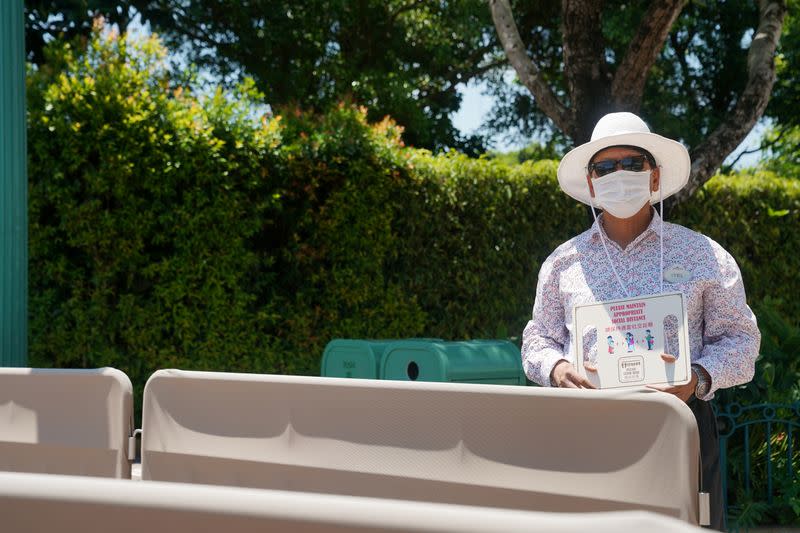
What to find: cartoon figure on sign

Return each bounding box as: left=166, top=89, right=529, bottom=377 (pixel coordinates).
left=625, top=332, right=635, bottom=352
left=606, top=335, right=615, bottom=354
left=645, top=329, right=655, bottom=350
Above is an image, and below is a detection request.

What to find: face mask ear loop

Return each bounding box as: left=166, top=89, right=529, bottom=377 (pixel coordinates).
left=659, top=170, right=664, bottom=294
left=590, top=196, right=630, bottom=299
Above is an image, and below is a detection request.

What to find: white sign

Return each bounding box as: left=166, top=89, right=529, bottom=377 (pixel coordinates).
left=573, top=292, right=691, bottom=389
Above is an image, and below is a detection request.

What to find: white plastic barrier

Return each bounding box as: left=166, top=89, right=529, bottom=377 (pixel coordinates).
left=0, top=367, right=133, bottom=478
left=142, top=370, right=701, bottom=523
left=0, top=471, right=705, bottom=533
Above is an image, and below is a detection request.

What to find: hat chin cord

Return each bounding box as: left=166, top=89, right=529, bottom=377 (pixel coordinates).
left=589, top=173, right=665, bottom=299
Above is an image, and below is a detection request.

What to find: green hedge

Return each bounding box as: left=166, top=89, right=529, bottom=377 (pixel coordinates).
left=27, top=33, right=800, bottom=416
left=27, top=36, right=287, bottom=414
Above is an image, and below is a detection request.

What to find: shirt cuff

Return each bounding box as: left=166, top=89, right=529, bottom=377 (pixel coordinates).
left=541, top=352, right=569, bottom=387
left=691, top=362, right=713, bottom=401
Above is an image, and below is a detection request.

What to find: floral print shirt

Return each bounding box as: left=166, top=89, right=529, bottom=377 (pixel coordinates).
left=521, top=209, right=760, bottom=400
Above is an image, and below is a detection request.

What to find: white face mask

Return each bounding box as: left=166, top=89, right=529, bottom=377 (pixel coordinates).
left=591, top=170, right=652, bottom=219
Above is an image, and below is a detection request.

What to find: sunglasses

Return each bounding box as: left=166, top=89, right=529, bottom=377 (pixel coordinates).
left=588, top=155, right=650, bottom=177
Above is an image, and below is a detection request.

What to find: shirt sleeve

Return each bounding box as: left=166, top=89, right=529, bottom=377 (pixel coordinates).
left=694, top=246, right=761, bottom=400
left=521, top=257, right=570, bottom=386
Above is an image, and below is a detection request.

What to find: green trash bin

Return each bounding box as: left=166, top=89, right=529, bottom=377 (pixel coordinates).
left=380, top=339, right=525, bottom=385
left=321, top=339, right=393, bottom=379
left=321, top=338, right=445, bottom=379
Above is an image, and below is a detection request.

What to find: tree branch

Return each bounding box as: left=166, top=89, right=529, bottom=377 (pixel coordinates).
left=389, top=0, right=424, bottom=24
left=720, top=123, right=788, bottom=173
left=676, top=0, right=786, bottom=203
left=417, top=58, right=508, bottom=106
left=611, top=0, right=687, bottom=109
left=488, top=0, right=572, bottom=136
left=446, top=58, right=507, bottom=87
left=415, top=57, right=506, bottom=102
left=443, top=43, right=501, bottom=84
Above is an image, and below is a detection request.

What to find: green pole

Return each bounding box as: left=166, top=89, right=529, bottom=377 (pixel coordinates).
left=0, top=0, right=28, bottom=367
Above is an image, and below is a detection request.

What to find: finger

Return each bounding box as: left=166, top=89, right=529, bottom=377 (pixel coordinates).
left=583, top=361, right=598, bottom=373
left=571, top=373, right=596, bottom=389
left=560, top=378, right=578, bottom=389
left=661, top=353, right=677, bottom=363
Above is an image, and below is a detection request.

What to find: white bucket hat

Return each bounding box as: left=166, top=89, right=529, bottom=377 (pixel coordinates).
left=556, top=112, right=690, bottom=205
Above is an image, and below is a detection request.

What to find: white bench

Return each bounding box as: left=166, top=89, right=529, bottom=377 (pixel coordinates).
left=141, top=370, right=702, bottom=523
left=0, top=367, right=133, bottom=478
left=0, top=471, right=704, bottom=533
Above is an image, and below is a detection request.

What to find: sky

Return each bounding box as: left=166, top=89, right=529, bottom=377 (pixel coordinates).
left=451, top=78, right=526, bottom=153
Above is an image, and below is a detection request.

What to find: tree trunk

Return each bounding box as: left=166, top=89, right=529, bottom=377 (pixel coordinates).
left=561, top=0, right=612, bottom=142
left=676, top=0, right=786, bottom=203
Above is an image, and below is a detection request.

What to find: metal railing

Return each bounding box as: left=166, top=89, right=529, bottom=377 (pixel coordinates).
left=715, top=401, right=800, bottom=529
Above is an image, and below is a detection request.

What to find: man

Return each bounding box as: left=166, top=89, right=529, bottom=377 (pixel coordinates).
left=521, top=112, right=760, bottom=530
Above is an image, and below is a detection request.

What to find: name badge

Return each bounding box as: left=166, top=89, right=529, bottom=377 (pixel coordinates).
left=663, top=266, right=692, bottom=284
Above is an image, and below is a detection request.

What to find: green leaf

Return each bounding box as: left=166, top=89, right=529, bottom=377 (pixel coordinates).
left=767, top=207, right=791, bottom=217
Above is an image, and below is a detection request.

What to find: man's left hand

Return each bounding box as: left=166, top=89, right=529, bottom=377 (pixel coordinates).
left=646, top=354, right=697, bottom=403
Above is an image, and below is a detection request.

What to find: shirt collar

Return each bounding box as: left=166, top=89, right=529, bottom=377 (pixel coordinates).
left=590, top=207, right=663, bottom=247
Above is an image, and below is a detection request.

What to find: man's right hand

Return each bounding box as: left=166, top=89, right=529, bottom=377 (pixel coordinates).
left=550, top=360, right=596, bottom=389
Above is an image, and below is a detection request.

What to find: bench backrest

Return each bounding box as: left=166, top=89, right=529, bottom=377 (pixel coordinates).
left=142, top=370, right=700, bottom=522
left=0, top=471, right=704, bottom=533
left=0, top=367, right=132, bottom=478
